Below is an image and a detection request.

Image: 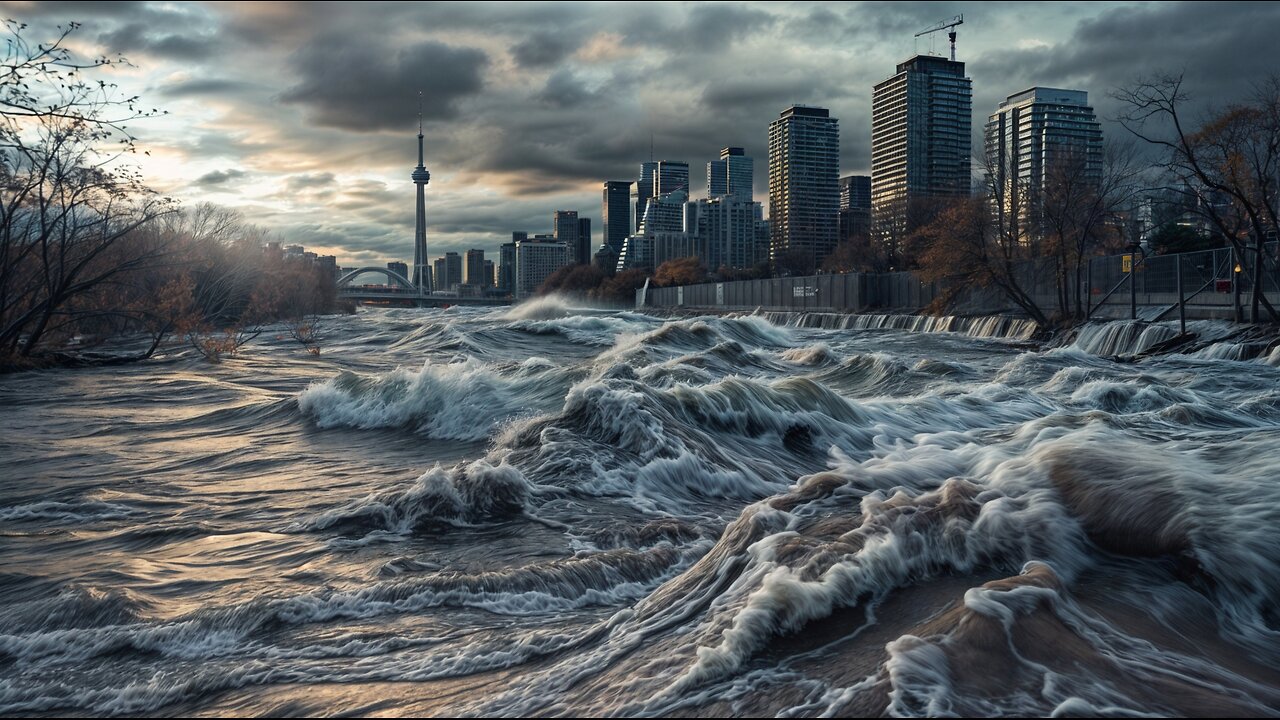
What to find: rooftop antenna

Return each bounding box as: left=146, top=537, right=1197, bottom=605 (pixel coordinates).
left=650, top=129, right=654, bottom=162
left=417, top=90, right=423, bottom=136
left=915, top=14, right=964, bottom=61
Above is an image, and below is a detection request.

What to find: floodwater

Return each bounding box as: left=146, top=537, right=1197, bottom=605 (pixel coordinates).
left=2, top=299, right=1278, bottom=717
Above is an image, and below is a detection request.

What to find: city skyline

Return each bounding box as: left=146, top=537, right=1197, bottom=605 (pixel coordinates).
left=4, top=1, right=1276, bottom=266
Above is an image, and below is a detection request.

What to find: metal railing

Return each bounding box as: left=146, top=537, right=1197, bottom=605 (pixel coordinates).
left=639, top=241, right=1280, bottom=324
left=1087, top=241, right=1279, bottom=325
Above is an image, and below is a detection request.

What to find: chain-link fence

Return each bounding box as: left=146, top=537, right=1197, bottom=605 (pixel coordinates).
left=641, top=272, right=943, bottom=313
left=640, top=241, right=1280, bottom=322
left=1086, top=241, right=1278, bottom=321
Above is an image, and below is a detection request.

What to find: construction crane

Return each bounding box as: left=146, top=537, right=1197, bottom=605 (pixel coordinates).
left=915, top=14, right=964, bottom=62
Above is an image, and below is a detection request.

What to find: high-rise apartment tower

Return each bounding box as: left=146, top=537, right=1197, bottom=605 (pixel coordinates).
left=871, top=55, right=972, bottom=267
left=767, top=105, right=840, bottom=271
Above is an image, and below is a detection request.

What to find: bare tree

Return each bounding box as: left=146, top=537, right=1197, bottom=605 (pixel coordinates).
left=0, top=20, right=176, bottom=363
left=912, top=194, right=1051, bottom=328
left=1040, top=140, right=1144, bottom=320
left=1114, top=73, right=1280, bottom=322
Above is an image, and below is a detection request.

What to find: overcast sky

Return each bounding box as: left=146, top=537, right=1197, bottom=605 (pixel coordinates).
left=4, top=1, right=1276, bottom=266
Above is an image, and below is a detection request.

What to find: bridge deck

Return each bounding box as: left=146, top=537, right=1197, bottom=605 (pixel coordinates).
left=339, top=288, right=512, bottom=306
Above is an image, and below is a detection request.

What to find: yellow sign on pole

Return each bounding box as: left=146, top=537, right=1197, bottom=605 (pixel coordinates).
left=1122, top=254, right=1132, bottom=273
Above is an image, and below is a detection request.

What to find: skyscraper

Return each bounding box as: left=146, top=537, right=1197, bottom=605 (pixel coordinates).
left=434, top=252, right=462, bottom=291
left=654, top=160, right=690, bottom=196
left=499, top=242, right=516, bottom=292
left=633, top=161, right=657, bottom=233
left=553, top=210, right=582, bottom=264
left=985, top=87, right=1103, bottom=243
left=432, top=257, right=446, bottom=291
left=638, top=188, right=687, bottom=235
left=577, top=217, right=592, bottom=264
left=687, top=195, right=767, bottom=271
left=708, top=147, right=754, bottom=202
left=708, top=159, right=727, bottom=197
left=411, top=103, right=432, bottom=292
left=840, top=175, right=871, bottom=211
left=464, top=249, right=486, bottom=286
left=602, top=180, right=632, bottom=252
left=767, top=105, right=840, bottom=271
left=839, top=175, right=872, bottom=243
left=871, top=55, right=972, bottom=266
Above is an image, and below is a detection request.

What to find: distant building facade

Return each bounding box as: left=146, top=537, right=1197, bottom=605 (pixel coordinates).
left=618, top=188, right=690, bottom=272
left=639, top=188, right=688, bottom=235
left=432, top=257, right=446, bottom=291
left=602, top=180, right=633, bottom=253
left=577, top=217, right=592, bottom=265
left=433, top=252, right=462, bottom=291
left=464, top=249, right=486, bottom=287
left=687, top=194, right=767, bottom=270
left=839, top=175, right=872, bottom=242
left=707, top=147, right=753, bottom=202
left=617, top=188, right=765, bottom=274
left=387, top=261, right=409, bottom=280
left=633, top=161, right=657, bottom=233
left=654, top=160, right=690, bottom=196
left=768, top=105, right=840, bottom=272
left=552, top=210, right=580, bottom=264
left=499, top=242, right=516, bottom=293
left=515, top=237, right=572, bottom=300
left=985, top=87, right=1103, bottom=244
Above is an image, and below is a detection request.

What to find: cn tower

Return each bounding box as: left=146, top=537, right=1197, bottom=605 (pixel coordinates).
left=410, top=93, right=432, bottom=292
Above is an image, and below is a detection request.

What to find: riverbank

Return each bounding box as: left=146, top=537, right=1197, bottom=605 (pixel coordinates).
left=0, top=304, right=358, bottom=375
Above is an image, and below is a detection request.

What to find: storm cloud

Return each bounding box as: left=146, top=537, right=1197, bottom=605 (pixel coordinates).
left=1, top=1, right=1275, bottom=265
left=280, top=36, right=489, bottom=131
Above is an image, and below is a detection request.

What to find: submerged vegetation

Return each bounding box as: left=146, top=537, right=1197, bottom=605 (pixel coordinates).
left=0, top=21, right=342, bottom=371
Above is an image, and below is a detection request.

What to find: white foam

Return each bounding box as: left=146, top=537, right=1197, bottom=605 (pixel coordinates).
left=298, top=357, right=566, bottom=440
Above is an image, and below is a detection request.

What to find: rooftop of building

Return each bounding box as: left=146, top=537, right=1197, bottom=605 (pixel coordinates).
left=998, top=87, right=1090, bottom=108
left=780, top=105, right=830, bottom=118
left=893, top=54, right=967, bottom=75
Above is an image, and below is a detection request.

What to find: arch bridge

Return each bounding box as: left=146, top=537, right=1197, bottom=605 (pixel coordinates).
left=337, top=267, right=417, bottom=290
left=337, top=267, right=511, bottom=307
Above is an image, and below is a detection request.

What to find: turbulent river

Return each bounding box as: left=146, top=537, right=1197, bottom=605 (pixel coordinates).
left=2, top=300, right=1279, bottom=717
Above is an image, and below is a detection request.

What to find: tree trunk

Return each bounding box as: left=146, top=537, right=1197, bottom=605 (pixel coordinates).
left=1251, top=234, right=1264, bottom=323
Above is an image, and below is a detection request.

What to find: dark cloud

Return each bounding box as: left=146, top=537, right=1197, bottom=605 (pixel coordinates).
left=98, top=21, right=218, bottom=59
left=158, top=78, right=253, bottom=97
left=0, top=1, right=141, bottom=18
left=193, top=169, right=247, bottom=188
left=511, top=33, right=579, bottom=69
left=535, top=70, right=595, bottom=108
left=626, top=3, right=777, bottom=52
left=10, top=1, right=1272, bottom=265
left=279, top=35, right=489, bottom=132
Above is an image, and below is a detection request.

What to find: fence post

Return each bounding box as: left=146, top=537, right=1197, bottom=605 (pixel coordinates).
left=1176, top=253, right=1185, bottom=334
left=1130, top=254, right=1137, bottom=320
left=1233, top=246, right=1242, bottom=323
left=1086, top=258, right=1093, bottom=319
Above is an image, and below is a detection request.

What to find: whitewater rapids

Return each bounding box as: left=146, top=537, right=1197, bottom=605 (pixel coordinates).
left=1, top=302, right=1277, bottom=717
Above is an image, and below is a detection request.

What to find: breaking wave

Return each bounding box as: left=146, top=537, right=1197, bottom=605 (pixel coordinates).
left=4, top=304, right=1279, bottom=717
